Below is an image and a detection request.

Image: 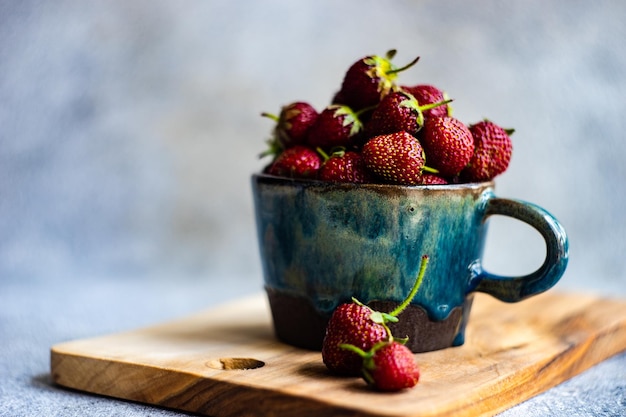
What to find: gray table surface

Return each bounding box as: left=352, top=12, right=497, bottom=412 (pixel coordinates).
left=2, top=273, right=625, bottom=417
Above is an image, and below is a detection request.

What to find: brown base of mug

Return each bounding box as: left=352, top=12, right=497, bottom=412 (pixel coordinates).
left=265, top=287, right=472, bottom=353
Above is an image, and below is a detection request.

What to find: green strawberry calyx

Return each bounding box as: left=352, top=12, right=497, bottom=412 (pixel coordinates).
left=281, top=106, right=303, bottom=124
left=364, top=50, right=420, bottom=98
left=258, top=136, right=283, bottom=160
left=337, top=341, right=384, bottom=385
left=399, top=92, right=454, bottom=128
left=317, top=147, right=347, bottom=163
left=328, top=104, right=364, bottom=137
left=339, top=340, right=403, bottom=386
left=259, top=112, right=283, bottom=159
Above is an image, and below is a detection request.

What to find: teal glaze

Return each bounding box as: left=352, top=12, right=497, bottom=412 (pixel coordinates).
left=252, top=174, right=569, bottom=349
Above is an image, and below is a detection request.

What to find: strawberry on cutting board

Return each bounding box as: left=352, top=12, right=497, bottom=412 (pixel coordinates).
left=341, top=341, right=421, bottom=391
left=322, top=255, right=429, bottom=377
left=322, top=302, right=390, bottom=376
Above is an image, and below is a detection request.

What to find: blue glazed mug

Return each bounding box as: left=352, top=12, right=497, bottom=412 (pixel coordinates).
left=251, top=173, right=569, bottom=352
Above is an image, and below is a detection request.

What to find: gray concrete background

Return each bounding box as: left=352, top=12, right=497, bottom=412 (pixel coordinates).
left=1, top=1, right=626, bottom=416
left=2, top=0, right=626, bottom=294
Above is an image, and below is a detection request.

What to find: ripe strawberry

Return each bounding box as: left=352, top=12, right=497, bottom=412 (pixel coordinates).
left=419, top=173, right=448, bottom=185
left=267, top=145, right=321, bottom=179
left=318, top=149, right=371, bottom=183
left=362, top=132, right=426, bottom=185
left=419, top=116, right=475, bottom=177
left=335, top=50, right=420, bottom=111
left=322, top=255, right=429, bottom=376
left=401, top=84, right=452, bottom=119
left=461, top=120, right=514, bottom=182
left=261, top=102, right=319, bottom=148
left=365, top=91, right=451, bottom=138
left=322, top=302, right=389, bottom=376
left=362, top=341, right=421, bottom=391
left=307, top=105, right=364, bottom=149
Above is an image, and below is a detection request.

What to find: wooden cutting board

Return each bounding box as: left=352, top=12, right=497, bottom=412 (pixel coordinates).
left=51, top=291, right=626, bottom=417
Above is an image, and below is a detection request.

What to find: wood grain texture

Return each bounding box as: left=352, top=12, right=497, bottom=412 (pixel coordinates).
left=50, top=292, right=626, bottom=417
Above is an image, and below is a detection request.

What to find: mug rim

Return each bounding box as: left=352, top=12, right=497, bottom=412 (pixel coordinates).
left=253, top=172, right=494, bottom=191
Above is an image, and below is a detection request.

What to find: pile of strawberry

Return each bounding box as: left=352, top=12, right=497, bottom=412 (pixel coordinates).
left=321, top=255, right=429, bottom=392
left=260, top=50, right=513, bottom=185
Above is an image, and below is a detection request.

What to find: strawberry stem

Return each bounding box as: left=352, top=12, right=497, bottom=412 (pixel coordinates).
left=261, top=112, right=280, bottom=122
left=355, top=104, right=378, bottom=117
left=340, top=341, right=395, bottom=386
left=419, top=98, right=453, bottom=112
left=389, top=255, right=429, bottom=317
left=350, top=255, right=429, bottom=342
left=387, top=56, right=420, bottom=75
left=422, top=166, right=439, bottom=174
left=444, top=92, right=454, bottom=117
left=338, top=343, right=368, bottom=357
left=316, top=147, right=331, bottom=162
left=385, top=49, right=397, bottom=60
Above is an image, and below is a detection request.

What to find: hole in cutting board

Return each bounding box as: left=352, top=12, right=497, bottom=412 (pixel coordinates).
left=206, top=358, right=265, bottom=370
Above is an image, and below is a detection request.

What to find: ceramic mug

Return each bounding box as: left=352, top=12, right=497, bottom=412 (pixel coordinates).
left=251, top=173, right=569, bottom=352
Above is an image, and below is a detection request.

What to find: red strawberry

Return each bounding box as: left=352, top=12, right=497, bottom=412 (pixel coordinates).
left=419, top=173, right=448, bottom=185
left=362, top=341, right=421, bottom=391
left=419, top=116, right=475, bottom=177
left=307, top=105, right=364, bottom=149
left=322, top=256, right=429, bottom=376
left=267, top=145, right=321, bottom=179
left=262, top=102, right=319, bottom=148
left=362, top=132, right=426, bottom=185
left=336, top=50, right=420, bottom=111
left=366, top=91, right=451, bottom=138
left=322, top=302, right=389, bottom=376
left=401, top=84, right=452, bottom=119
left=461, top=120, right=514, bottom=182
left=318, top=149, right=371, bottom=183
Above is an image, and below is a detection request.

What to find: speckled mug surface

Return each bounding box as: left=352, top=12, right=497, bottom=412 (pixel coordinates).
left=251, top=173, right=569, bottom=352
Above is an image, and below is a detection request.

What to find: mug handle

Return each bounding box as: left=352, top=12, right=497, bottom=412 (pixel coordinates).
left=468, top=198, right=569, bottom=302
